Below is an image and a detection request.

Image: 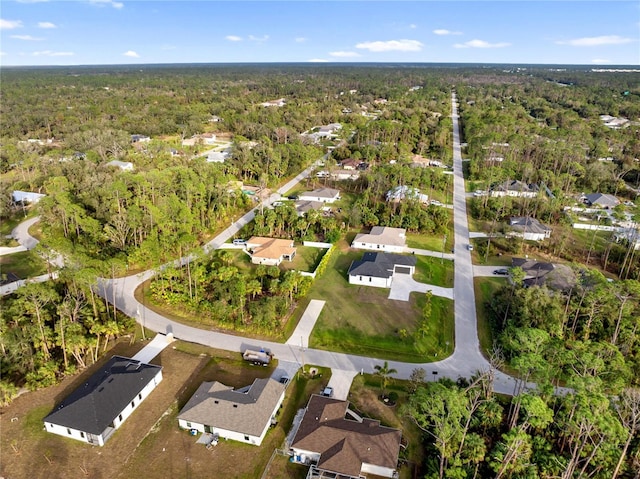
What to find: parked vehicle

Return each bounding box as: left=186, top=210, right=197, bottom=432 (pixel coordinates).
left=493, top=269, right=509, bottom=275
left=243, top=349, right=272, bottom=366
left=232, top=239, right=246, bottom=245
left=321, top=386, right=334, bottom=397
left=467, top=244, right=474, bottom=251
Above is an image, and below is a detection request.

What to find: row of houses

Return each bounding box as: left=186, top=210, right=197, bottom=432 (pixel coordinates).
left=44, top=354, right=402, bottom=478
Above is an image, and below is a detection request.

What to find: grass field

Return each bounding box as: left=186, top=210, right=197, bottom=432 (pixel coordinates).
left=280, top=246, right=327, bottom=273
left=0, top=250, right=47, bottom=279
left=406, top=226, right=454, bottom=252
left=413, top=255, right=454, bottom=287
left=473, top=277, right=505, bottom=358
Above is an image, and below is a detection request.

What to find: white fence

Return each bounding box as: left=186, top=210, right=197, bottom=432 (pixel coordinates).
left=572, top=223, right=622, bottom=232
left=302, top=241, right=333, bottom=248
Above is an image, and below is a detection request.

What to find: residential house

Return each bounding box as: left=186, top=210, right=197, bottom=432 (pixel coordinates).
left=386, top=185, right=429, bottom=204
left=206, top=148, right=231, bottom=163
left=298, top=188, right=341, bottom=204
left=261, top=98, right=286, bottom=107
left=12, top=190, right=46, bottom=204
left=348, top=252, right=417, bottom=288
left=131, top=134, right=150, bottom=143
left=614, top=228, right=640, bottom=250
left=340, top=158, right=361, bottom=170
left=177, top=378, right=285, bottom=446
left=509, top=217, right=552, bottom=241
left=182, top=133, right=217, bottom=147
left=331, top=169, right=360, bottom=181
left=290, top=395, right=402, bottom=479
left=512, top=258, right=576, bottom=291
left=106, top=160, right=134, bottom=171
left=246, top=237, right=296, bottom=266
left=490, top=180, right=539, bottom=198
left=43, top=356, right=163, bottom=446
left=295, top=200, right=324, bottom=216
left=600, top=115, right=630, bottom=129
left=584, top=193, right=620, bottom=209
left=352, top=226, right=407, bottom=253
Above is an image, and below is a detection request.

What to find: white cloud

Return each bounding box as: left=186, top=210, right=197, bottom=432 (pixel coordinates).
left=295, top=37, right=307, bottom=43
left=0, top=51, right=6, bottom=56
left=308, top=58, right=328, bottom=63
left=87, top=0, right=123, bottom=9
left=225, top=35, right=242, bottom=42
left=33, top=50, right=74, bottom=56
left=433, top=29, right=462, bottom=36
left=38, top=22, right=57, bottom=29
left=556, top=35, right=633, bottom=47
left=11, top=35, right=43, bottom=41
left=409, top=24, right=417, bottom=29
left=123, top=50, right=139, bottom=58
left=1, top=19, right=24, bottom=30
left=248, top=35, right=269, bottom=42
left=591, top=58, right=612, bottom=64
left=329, top=51, right=360, bottom=58
left=356, top=39, right=423, bottom=52
left=16, top=0, right=49, bottom=3
left=454, top=39, right=510, bottom=48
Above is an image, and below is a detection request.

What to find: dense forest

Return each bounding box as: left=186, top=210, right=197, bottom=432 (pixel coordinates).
left=1, top=65, right=639, bottom=477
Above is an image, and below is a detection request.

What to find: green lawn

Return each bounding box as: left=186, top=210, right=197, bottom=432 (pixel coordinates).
left=280, top=246, right=326, bottom=273
left=473, top=277, right=505, bottom=357
left=406, top=229, right=454, bottom=252
left=413, top=255, right=454, bottom=287
left=306, top=242, right=455, bottom=362
left=0, top=250, right=47, bottom=280
left=0, top=212, right=34, bottom=236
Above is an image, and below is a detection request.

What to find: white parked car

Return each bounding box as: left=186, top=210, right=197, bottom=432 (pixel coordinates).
left=232, top=239, right=246, bottom=245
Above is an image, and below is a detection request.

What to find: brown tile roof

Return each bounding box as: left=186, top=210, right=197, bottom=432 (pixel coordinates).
left=291, top=395, right=402, bottom=477
left=247, top=237, right=296, bottom=260
left=178, top=378, right=285, bottom=437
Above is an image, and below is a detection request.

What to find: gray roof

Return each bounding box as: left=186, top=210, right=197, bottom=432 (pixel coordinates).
left=300, top=188, right=340, bottom=199
left=353, top=226, right=407, bottom=247
left=509, top=217, right=551, bottom=234
left=491, top=180, right=539, bottom=193
left=348, top=252, right=417, bottom=279
left=44, top=356, right=162, bottom=435
left=178, top=378, right=285, bottom=437
left=295, top=200, right=324, bottom=214
left=512, top=258, right=576, bottom=291
left=585, top=193, right=619, bottom=207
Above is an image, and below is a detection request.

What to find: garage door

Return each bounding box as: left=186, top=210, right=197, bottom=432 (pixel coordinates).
left=395, top=266, right=412, bottom=274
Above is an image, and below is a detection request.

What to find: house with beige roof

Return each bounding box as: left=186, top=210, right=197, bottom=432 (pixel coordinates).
left=290, top=395, right=402, bottom=479
left=246, top=237, right=296, bottom=266
left=298, top=188, right=341, bottom=204
left=178, top=378, right=285, bottom=446
left=352, top=226, right=407, bottom=253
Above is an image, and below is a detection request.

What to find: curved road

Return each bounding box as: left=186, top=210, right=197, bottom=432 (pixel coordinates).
left=96, top=94, right=520, bottom=394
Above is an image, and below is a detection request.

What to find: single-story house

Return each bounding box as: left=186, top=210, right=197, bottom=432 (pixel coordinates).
left=131, top=134, right=150, bottom=143
left=261, top=98, right=286, bottom=107
left=386, top=185, right=429, bottom=204
left=12, top=190, right=46, bottom=204
left=331, top=169, right=360, bottom=181
left=298, top=188, right=341, bottom=204
left=43, top=356, right=163, bottom=446
left=509, top=217, right=552, bottom=241
left=352, top=226, right=407, bottom=253
left=584, top=193, right=620, bottom=209
left=178, top=378, right=285, bottom=446
left=512, top=258, right=576, bottom=291
left=246, top=237, right=296, bottom=266
left=490, top=180, right=539, bottom=198
left=206, top=149, right=231, bottom=163
left=340, top=158, right=361, bottom=170
left=295, top=200, right=324, bottom=216
left=614, top=228, right=640, bottom=250
left=348, top=252, right=417, bottom=288
left=106, top=160, right=134, bottom=171
left=290, top=395, right=402, bottom=479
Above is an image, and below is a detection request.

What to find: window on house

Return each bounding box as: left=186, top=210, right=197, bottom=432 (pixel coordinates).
left=119, top=414, right=123, bottom=422
left=244, top=435, right=250, bottom=441
left=233, top=404, right=238, bottom=408
left=131, top=400, right=135, bottom=408
left=186, top=422, right=191, bottom=428
left=138, top=393, right=142, bottom=400
left=67, top=428, right=72, bottom=435
left=369, top=277, right=372, bottom=282
left=80, top=432, right=85, bottom=438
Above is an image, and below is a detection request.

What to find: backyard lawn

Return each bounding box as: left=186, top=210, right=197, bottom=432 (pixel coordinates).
left=413, top=255, right=454, bottom=287
left=280, top=245, right=327, bottom=273
left=0, top=250, right=47, bottom=280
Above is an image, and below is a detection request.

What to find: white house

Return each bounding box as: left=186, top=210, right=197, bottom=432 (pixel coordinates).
left=386, top=185, right=429, bottom=204
left=490, top=180, right=539, bottom=198
left=106, top=160, right=134, bottom=171
left=131, top=134, right=150, bottom=143
left=246, top=237, right=296, bottom=266
left=290, top=395, right=402, bottom=479
left=352, top=226, right=407, bottom=253
left=261, top=98, right=286, bottom=107
left=206, top=149, right=231, bottom=163
left=178, top=378, right=285, bottom=446
left=509, top=217, right=552, bottom=241
left=348, top=252, right=417, bottom=288
left=298, top=188, right=341, bottom=204
left=12, top=190, right=46, bottom=204
left=43, top=356, right=163, bottom=446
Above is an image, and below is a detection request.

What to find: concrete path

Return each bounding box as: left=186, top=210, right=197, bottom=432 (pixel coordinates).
left=473, top=265, right=509, bottom=277
left=12, top=216, right=41, bottom=250
left=327, top=369, right=358, bottom=401
left=405, top=247, right=454, bottom=261
left=286, top=300, right=326, bottom=348
left=0, top=245, right=27, bottom=256
left=131, top=333, right=174, bottom=364
left=387, top=274, right=454, bottom=301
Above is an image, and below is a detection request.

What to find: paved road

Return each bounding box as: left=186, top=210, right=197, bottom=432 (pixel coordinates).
left=94, top=99, right=529, bottom=395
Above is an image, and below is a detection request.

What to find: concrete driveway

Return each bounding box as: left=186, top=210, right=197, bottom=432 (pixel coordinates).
left=326, top=369, right=358, bottom=400
left=387, top=274, right=454, bottom=301
left=286, top=299, right=325, bottom=348
left=473, top=265, right=510, bottom=277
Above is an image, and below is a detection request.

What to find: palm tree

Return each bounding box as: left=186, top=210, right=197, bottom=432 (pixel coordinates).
left=374, top=361, right=397, bottom=399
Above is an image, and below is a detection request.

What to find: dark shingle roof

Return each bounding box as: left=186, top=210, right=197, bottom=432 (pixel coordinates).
left=291, top=395, right=402, bottom=477
left=348, top=252, right=417, bottom=279
left=44, top=356, right=162, bottom=435
left=509, top=217, right=552, bottom=234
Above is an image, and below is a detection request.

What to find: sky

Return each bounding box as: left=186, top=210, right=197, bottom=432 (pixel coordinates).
left=0, top=1, right=639, bottom=66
